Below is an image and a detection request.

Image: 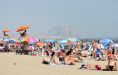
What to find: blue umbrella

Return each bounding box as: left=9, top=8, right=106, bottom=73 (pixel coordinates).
left=100, top=39, right=113, bottom=49
left=100, top=39, right=113, bottom=44
left=6, top=40, right=16, bottom=44
left=58, top=39, right=68, bottom=44
left=45, top=39, right=55, bottom=43
left=4, top=39, right=16, bottom=44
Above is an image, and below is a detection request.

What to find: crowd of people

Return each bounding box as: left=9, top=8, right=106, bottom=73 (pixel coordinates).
left=0, top=30, right=118, bottom=71
left=41, top=40, right=118, bottom=71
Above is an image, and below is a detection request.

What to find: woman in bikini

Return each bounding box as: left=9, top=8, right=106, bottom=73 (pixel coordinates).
left=64, top=49, right=76, bottom=65
left=42, top=52, right=60, bottom=65
left=108, top=57, right=117, bottom=71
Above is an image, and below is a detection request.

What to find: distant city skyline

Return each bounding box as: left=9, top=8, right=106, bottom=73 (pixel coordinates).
left=0, top=0, right=118, bottom=38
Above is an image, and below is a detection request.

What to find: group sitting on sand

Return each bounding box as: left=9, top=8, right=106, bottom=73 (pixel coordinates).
left=42, top=48, right=82, bottom=65
left=41, top=40, right=118, bottom=71
left=80, top=55, right=117, bottom=71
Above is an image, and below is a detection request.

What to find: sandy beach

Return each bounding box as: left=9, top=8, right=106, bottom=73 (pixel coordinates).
left=0, top=53, right=118, bottom=75
left=0, top=0, right=118, bottom=75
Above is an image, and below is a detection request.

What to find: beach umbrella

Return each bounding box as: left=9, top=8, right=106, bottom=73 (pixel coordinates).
left=67, top=38, right=78, bottom=42
left=23, top=37, right=38, bottom=44
left=36, top=42, right=45, bottom=47
left=100, top=39, right=113, bottom=44
left=6, top=40, right=16, bottom=44
left=4, top=38, right=10, bottom=42
left=11, top=38, right=19, bottom=42
left=16, top=25, right=30, bottom=32
left=44, top=39, right=55, bottom=43
left=4, top=39, right=16, bottom=44
left=2, top=28, right=10, bottom=32
left=100, top=39, right=113, bottom=49
left=58, top=39, right=68, bottom=44
left=113, top=44, right=118, bottom=48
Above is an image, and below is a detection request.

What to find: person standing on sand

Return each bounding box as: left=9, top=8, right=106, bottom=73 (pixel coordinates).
left=22, top=41, right=29, bottom=55
left=95, top=41, right=102, bottom=60
left=77, top=41, right=81, bottom=51
left=92, top=40, right=97, bottom=58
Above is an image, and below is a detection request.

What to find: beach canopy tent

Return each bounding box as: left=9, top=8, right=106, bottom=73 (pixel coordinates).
left=100, top=39, right=113, bottom=49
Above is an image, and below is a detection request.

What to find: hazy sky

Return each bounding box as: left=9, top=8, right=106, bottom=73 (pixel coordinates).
left=0, top=0, right=118, bottom=38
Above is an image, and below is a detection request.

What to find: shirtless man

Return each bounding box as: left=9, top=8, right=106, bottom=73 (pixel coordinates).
left=77, top=41, right=81, bottom=51
left=92, top=40, right=97, bottom=58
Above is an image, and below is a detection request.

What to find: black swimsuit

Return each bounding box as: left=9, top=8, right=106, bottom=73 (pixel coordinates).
left=108, top=65, right=114, bottom=71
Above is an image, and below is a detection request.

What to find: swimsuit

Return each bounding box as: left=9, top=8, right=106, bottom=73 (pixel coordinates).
left=108, top=65, right=114, bottom=71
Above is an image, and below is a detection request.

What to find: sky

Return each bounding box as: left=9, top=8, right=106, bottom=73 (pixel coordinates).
left=0, top=0, right=118, bottom=38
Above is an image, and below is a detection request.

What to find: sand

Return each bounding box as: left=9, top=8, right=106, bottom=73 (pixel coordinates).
left=0, top=53, right=118, bottom=75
